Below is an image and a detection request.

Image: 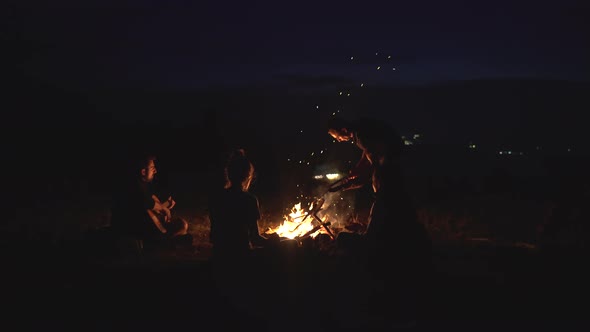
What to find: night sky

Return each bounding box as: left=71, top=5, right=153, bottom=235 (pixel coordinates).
left=13, top=0, right=590, bottom=89
left=7, top=0, right=590, bottom=171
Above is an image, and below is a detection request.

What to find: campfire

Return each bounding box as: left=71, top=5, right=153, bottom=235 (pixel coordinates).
left=264, top=196, right=341, bottom=242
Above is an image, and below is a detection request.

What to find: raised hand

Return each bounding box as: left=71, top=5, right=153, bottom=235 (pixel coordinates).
left=165, top=196, right=176, bottom=210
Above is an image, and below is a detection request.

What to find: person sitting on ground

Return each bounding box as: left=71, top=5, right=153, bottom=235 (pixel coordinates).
left=110, top=153, right=191, bottom=253
left=207, top=149, right=272, bottom=261
left=207, top=148, right=283, bottom=326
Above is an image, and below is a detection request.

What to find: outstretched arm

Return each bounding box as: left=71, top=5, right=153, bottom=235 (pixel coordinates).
left=329, top=151, right=373, bottom=192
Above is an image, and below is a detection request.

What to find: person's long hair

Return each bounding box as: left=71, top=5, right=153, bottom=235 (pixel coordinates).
left=224, top=149, right=255, bottom=191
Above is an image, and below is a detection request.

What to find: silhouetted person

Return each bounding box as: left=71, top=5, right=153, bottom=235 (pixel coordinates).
left=208, top=149, right=272, bottom=261
left=207, top=149, right=279, bottom=326
left=328, top=116, right=432, bottom=327
left=110, top=153, right=191, bottom=254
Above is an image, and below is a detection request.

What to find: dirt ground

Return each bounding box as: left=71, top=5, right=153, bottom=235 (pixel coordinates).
left=3, top=238, right=589, bottom=332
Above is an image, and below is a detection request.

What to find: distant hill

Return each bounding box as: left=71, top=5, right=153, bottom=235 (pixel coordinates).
left=8, top=78, right=589, bottom=155
left=338, top=78, right=589, bottom=152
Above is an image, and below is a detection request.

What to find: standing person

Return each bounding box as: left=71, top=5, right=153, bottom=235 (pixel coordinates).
left=110, top=153, right=190, bottom=254
left=327, top=116, right=432, bottom=327
left=207, top=149, right=270, bottom=261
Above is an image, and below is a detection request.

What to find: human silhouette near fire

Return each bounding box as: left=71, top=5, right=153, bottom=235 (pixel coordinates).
left=207, top=148, right=276, bottom=261
left=326, top=116, right=433, bottom=326
left=109, top=153, right=192, bottom=254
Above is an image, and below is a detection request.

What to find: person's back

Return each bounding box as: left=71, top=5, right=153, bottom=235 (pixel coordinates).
left=208, top=149, right=268, bottom=261
left=209, top=187, right=260, bottom=258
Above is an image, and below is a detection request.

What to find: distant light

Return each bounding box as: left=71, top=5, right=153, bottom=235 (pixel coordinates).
left=313, top=175, right=324, bottom=180
left=377, top=66, right=381, bottom=70
left=568, top=148, right=571, bottom=152
left=326, top=173, right=341, bottom=180
left=375, top=52, right=378, bottom=56
left=499, top=151, right=503, bottom=155
left=360, top=83, right=364, bottom=87
left=316, top=105, right=319, bottom=109
left=320, top=150, right=324, bottom=154
left=347, top=93, right=351, bottom=96
left=387, top=55, right=391, bottom=59
left=332, top=112, right=336, bottom=116
left=300, top=130, right=304, bottom=133
left=287, top=158, right=291, bottom=161
left=393, top=67, right=396, bottom=70
left=404, top=140, right=413, bottom=145
left=350, top=56, right=354, bottom=60
left=339, top=91, right=343, bottom=95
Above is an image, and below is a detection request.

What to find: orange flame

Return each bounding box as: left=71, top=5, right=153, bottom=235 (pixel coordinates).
left=265, top=202, right=327, bottom=239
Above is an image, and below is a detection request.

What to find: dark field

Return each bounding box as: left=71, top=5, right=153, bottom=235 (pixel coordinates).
left=4, top=131, right=590, bottom=331
left=4, top=237, right=589, bottom=331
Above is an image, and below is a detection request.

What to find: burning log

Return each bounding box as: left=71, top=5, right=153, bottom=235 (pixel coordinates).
left=290, top=197, right=325, bottom=233
left=293, top=196, right=336, bottom=241
left=311, top=212, right=336, bottom=240
left=266, top=196, right=340, bottom=240
left=296, top=221, right=332, bottom=241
